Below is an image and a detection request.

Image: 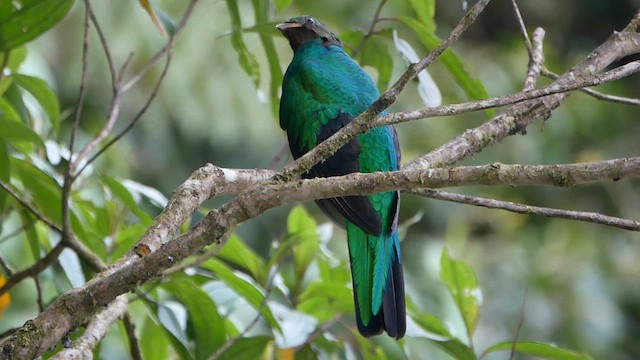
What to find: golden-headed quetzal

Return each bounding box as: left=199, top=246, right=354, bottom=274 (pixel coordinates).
left=277, top=15, right=406, bottom=339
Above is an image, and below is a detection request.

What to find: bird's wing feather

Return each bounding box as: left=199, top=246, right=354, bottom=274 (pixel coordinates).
left=280, top=46, right=384, bottom=235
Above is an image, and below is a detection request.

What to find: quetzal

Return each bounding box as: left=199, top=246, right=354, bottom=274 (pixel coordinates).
left=277, top=15, right=406, bottom=339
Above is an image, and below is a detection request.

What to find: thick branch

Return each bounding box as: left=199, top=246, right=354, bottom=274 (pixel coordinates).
left=3, top=154, right=639, bottom=358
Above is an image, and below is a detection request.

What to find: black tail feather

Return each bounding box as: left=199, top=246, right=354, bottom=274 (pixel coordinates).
left=353, top=256, right=406, bottom=339
left=382, top=258, right=406, bottom=339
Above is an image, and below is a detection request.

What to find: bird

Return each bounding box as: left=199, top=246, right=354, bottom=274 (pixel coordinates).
left=277, top=15, right=406, bottom=339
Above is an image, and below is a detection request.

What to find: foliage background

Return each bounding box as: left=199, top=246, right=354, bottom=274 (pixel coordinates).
left=1, top=0, right=639, bottom=359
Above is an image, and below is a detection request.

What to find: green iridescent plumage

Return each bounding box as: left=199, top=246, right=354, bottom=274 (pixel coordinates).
left=278, top=16, right=406, bottom=339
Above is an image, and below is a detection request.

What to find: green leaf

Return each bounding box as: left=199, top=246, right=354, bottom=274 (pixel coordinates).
left=483, top=341, right=591, bottom=360
left=0, top=0, right=75, bottom=51
left=12, top=74, right=60, bottom=131
left=406, top=0, right=436, bottom=32
left=287, top=205, right=320, bottom=281
left=4, top=46, right=28, bottom=72
left=215, top=336, right=270, bottom=360
left=0, top=93, right=22, bottom=122
left=0, top=140, right=9, bottom=212
left=359, top=33, right=394, bottom=92
left=157, top=302, right=195, bottom=360
left=251, top=0, right=282, bottom=117
left=407, top=299, right=476, bottom=360
left=140, top=317, right=170, bottom=360
left=217, top=234, right=266, bottom=283
left=164, top=277, right=226, bottom=360
left=103, top=176, right=153, bottom=226
left=0, top=77, right=13, bottom=97
left=3, top=82, right=27, bottom=122
left=11, top=157, right=62, bottom=224
left=18, top=211, right=40, bottom=261
left=0, top=107, right=45, bottom=149
left=298, top=282, right=353, bottom=321
left=225, top=0, right=260, bottom=87
left=273, top=0, right=294, bottom=12
left=203, top=258, right=281, bottom=332
left=440, top=248, right=481, bottom=340
left=398, top=16, right=493, bottom=118
left=138, top=0, right=176, bottom=37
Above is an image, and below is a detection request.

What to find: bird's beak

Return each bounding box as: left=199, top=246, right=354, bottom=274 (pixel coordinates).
left=276, top=22, right=302, bottom=31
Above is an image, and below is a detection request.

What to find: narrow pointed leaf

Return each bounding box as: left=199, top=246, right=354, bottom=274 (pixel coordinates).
left=287, top=205, right=319, bottom=281
left=164, top=278, right=226, bottom=359
left=0, top=0, right=74, bottom=51
left=203, top=258, right=281, bottom=332
left=140, top=317, right=170, bottom=360
left=215, top=336, right=270, bottom=360
left=483, top=341, right=591, bottom=360
left=440, top=248, right=481, bottom=339
left=217, top=234, right=266, bottom=283
left=12, top=74, right=60, bottom=131
left=406, top=0, right=436, bottom=31
left=225, top=0, right=260, bottom=87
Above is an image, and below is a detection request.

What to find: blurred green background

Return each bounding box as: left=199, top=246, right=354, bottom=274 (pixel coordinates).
left=2, top=0, right=640, bottom=358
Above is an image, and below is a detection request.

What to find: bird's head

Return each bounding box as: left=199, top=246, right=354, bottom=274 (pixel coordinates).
left=276, top=16, right=341, bottom=52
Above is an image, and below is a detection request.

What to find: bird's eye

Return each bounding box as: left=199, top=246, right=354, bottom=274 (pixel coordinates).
left=307, top=17, right=316, bottom=25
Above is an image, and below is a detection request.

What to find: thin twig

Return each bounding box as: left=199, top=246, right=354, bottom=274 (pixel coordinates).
left=123, top=312, right=143, bottom=360
left=409, top=189, right=640, bottom=231
left=66, top=2, right=91, bottom=160
left=0, top=180, right=62, bottom=232
left=303, top=315, right=342, bottom=346
left=0, top=242, right=65, bottom=297
left=34, top=276, right=45, bottom=313
left=0, top=256, right=14, bottom=276
left=381, top=60, right=640, bottom=127
left=121, top=0, right=198, bottom=92
left=510, top=0, right=533, bottom=55
left=78, top=53, right=173, bottom=175
left=73, top=0, right=198, bottom=175
left=542, top=68, right=640, bottom=106
left=509, top=289, right=528, bottom=360
left=60, top=1, right=92, bottom=277
left=522, top=28, right=545, bottom=91
left=0, top=221, right=33, bottom=245
left=86, top=0, right=117, bottom=94
left=351, top=0, right=388, bottom=57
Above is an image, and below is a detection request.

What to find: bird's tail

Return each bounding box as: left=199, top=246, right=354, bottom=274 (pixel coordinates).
left=347, top=224, right=406, bottom=339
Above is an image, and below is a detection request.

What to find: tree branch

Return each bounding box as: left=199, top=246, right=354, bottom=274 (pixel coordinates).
left=0, top=242, right=64, bottom=297
left=541, top=68, right=640, bottom=106
left=49, top=295, right=128, bottom=360
left=522, top=27, right=545, bottom=91
left=410, top=189, right=640, bottom=231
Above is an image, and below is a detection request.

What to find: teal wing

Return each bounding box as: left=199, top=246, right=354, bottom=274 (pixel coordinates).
left=279, top=40, right=405, bottom=338
left=279, top=42, right=383, bottom=234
